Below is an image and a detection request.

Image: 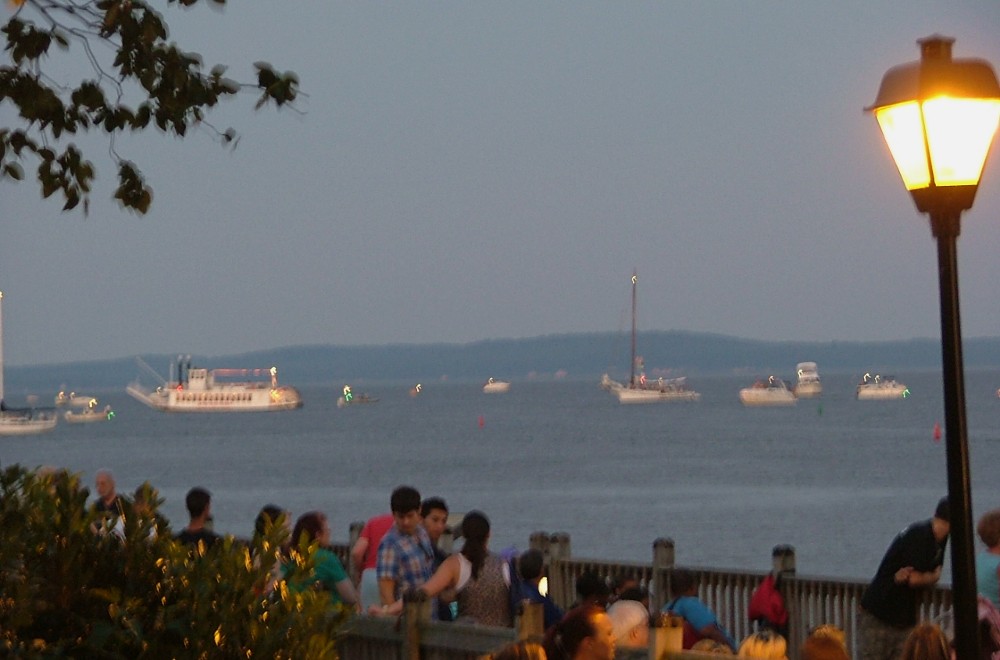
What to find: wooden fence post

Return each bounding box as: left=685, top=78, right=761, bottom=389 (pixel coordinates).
left=649, top=614, right=684, bottom=660
left=529, top=531, right=549, bottom=554
left=549, top=533, right=571, bottom=608
left=651, top=538, right=675, bottom=614
left=402, top=590, right=432, bottom=660
left=517, top=602, right=545, bottom=641
left=772, top=544, right=795, bottom=574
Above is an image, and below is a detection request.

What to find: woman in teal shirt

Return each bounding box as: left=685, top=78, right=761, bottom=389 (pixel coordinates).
left=284, top=511, right=359, bottom=609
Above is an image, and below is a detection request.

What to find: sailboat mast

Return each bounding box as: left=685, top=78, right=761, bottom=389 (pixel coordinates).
left=629, top=270, right=637, bottom=388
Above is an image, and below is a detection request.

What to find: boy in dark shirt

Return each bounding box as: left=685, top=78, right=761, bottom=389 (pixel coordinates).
left=175, top=486, right=221, bottom=548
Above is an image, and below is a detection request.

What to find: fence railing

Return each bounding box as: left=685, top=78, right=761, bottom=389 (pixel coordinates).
left=331, top=528, right=952, bottom=659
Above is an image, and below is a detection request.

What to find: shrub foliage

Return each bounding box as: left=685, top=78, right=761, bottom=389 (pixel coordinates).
left=0, top=464, right=346, bottom=658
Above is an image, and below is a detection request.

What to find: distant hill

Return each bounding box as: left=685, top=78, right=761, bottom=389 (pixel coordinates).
left=5, top=331, right=1000, bottom=396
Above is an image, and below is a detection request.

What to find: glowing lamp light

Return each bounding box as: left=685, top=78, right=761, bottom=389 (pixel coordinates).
left=867, top=35, right=1000, bottom=214
left=867, top=35, right=999, bottom=660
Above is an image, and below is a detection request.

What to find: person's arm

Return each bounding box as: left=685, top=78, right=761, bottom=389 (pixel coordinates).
left=349, top=537, right=368, bottom=584
left=378, top=578, right=397, bottom=607
left=907, top=565, right=943, bottom=587
left=335, top=578, right=361, bottom=610
left=419, top=554, right=459, bottom=598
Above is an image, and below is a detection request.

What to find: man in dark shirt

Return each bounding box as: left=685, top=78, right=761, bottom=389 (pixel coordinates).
left=859, top=497, right=950, bottom=660
left=175, top=486, right=221, bottom=548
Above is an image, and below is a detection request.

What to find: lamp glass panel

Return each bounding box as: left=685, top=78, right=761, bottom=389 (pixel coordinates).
left=923, top=97, right=1000, bottom=186
left=875, top=102, right=931, bottom=190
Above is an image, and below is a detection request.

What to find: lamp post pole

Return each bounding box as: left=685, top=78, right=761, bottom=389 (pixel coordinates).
left=868, top=35, right=1000, bottom=660
left=930, top=211, right=977, bottom=660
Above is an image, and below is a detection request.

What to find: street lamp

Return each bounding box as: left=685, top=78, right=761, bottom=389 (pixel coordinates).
left=867, top=35, right=1000, bottom=660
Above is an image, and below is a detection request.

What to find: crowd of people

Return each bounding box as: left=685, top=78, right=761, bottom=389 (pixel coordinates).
left=84, top=472, right=1000, bottom=660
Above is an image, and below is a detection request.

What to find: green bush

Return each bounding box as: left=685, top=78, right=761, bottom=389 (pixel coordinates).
left=0, top=464, right=348, bottom=658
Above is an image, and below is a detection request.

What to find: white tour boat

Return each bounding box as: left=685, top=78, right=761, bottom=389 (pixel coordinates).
left=793, top=362, right=822, bottom=399
left=856, top=372, right=909, bottom=400
left=606, top=270, right=700, bottom=404
left=483, top=378, right=511, bottom=394
left=127, top=356, right=303, bottom=412
left=0, top=291, right=58, bottom=436
left=739, top=375, right=797, bottom=407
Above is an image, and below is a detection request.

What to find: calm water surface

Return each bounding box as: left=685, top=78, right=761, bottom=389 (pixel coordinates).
left=4, top=369, right=1000, bottom=582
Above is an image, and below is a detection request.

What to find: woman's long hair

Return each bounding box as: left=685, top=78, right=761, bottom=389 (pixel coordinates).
left=291, top=511, right=325, bottom=548
left=543, top=604, right=603, bottom=660
left=460, top=510, right=490, bottom=579
left=900, top=623, right=950, bottom=660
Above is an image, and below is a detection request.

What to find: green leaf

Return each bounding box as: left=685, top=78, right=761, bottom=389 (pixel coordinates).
left=2, top=163, right=24, bottom=181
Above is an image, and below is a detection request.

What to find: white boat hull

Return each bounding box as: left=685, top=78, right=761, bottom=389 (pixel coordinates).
left=793, top=382, right=823, bottom=398
left=856, top=385, right=908, bottom=400
left=616, top=387, right=701, bottom=404
left=0, top=412, right=58, bottom=435
left=64, top=408, right=113, bottom=423
left=483, top=381, right=510, bottom=394
left=127, top=383, right=303, bottom=412
left=739, top=385, right=797, bottom=406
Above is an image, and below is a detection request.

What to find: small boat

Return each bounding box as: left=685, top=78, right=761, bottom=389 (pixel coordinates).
left=483, top=378, right=510, bottom=394
left=55, top=391, right=98, bottom=408
left=793, top=362, right=822, bottom=399
left=337, top=385, right=378, bottom=408
left=64, top=404, right=114, bottom=424
left=616, top=376, right=701, bottom=404
left=409, top=383, right=422, bottom=397
left=740, top=376, right=797, bottom=407
left=856, top=372, right=909, bottom=400
left=0, top=291, right=58, bottom=436
left=607, top=270, right=700, bottom=404
left=126, top=356, right=303, bottom=413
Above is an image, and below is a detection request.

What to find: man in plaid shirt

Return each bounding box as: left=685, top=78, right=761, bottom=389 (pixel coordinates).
left=375, top=485, right=436, bottom=612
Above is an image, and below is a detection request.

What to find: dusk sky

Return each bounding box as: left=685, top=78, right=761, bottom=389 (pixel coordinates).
left=2, top=2, right=999, bottom=367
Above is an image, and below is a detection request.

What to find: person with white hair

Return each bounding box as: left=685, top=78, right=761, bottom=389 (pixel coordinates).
left=606, top=598, right=650, bottom=649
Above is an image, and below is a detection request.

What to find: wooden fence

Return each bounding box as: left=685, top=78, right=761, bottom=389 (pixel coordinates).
left=329, top=528, right=952, bottom=659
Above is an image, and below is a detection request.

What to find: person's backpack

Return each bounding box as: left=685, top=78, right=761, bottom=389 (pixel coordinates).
left=748, top=573, right=788, bottom=632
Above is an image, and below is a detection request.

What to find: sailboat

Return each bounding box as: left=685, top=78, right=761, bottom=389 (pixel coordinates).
left=0, top=291, right=58, bottom=436
left=603, top=271, right=700, bottom=404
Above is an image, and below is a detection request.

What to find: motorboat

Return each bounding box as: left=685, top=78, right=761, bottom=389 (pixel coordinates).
left=608, top=270, right=700, bottom=404
left=337, top=385, right=378, bottom=408
left=126, top=356, right=303, bottom=412
left=55, top=391, right=98, bottom=407
left=64, top=404, right=115, bottom=424
left=739, top=376, right=797, bottom=407
left=483, top=378, right=510, bottom=393
left=793, top=362, right=822, bottom=399
left=0, top=291, right=58, bottom=436
left=856, top=373, right=909, bottom=400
